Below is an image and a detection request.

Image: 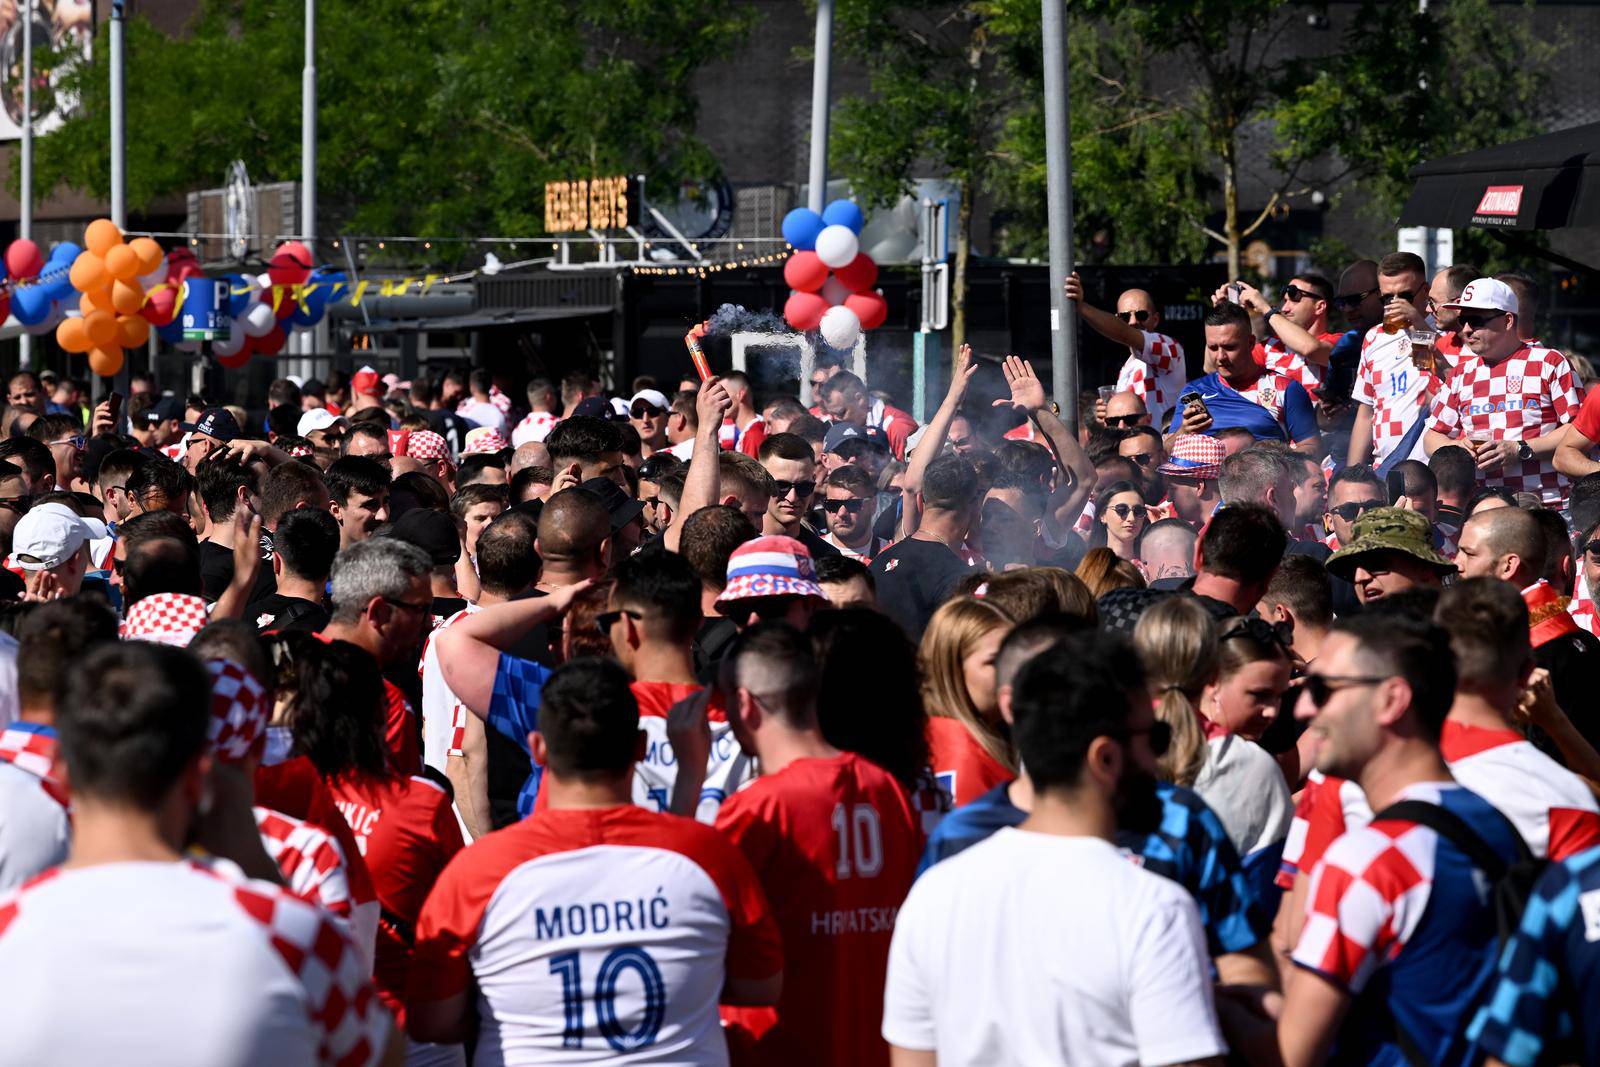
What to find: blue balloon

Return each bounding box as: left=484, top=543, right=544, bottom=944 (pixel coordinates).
left=781, top=208, right=826, bottom=251
left=224, top=274, right=253, bottom=317
left=156, top=318, right=184, bottom=344
left=289, top=268, right=341, bottom=327
left=822, top=199, right=865, bottom=234
left=10, top=286, right=50, bottom=325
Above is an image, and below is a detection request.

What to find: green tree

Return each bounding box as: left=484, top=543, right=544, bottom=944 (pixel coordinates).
left=25, top=0, right=755, bottom=259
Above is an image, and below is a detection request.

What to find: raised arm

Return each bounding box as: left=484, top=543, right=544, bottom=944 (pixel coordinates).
left=991, top=354, right=1097, bottom=534
left=436, top=580, right=594, bottom=716
left=665, top=377, right=732, bottom=552
left=1230, top=282, right=1332, bottom=367
left=1064, top=271, right=1145, bottom=352
left=899, top=343, right=976, bottom=538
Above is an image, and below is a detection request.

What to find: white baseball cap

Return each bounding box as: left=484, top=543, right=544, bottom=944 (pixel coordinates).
left=629, top=389, right=670, bottom=412
left=297, top=409, right=349, bottom=437
left=12, top=503, right=108, bottom=571
left=1444, top=277, right=1520, bottom=317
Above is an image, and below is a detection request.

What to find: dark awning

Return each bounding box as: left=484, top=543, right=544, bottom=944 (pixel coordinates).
left=1397, top=122, right=1600, bottom=231
left=353, top=304, right=614, bottom=334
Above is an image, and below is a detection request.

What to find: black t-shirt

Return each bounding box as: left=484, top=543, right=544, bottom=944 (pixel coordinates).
left=426, top=410, right=472, bottom=458
left=868, top=536, right=973, bottom=640
left=431, top=596, right=470, bottom=629
left=246, top=592, right=330, bottom=634
left=198, top=539, right=277, bottom=604
left=1535, top=627, right=1600, bottom=756
left=694, top=615, right=740, bottom=684
left=795, top=522, right=840, bottom=561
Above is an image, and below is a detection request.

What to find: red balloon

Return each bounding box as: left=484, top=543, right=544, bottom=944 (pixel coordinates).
left=782, top=251, right=828, bottom=294
left=267, top=241, right=312, bottom=289
left=274, top=297, right=299, bottom=321
left=216, top=348, right=252, bottom=369
left=834, top=253, right=879, bottom=293
left=256, top=325, right=287, bottom=356
left=784, top=291, right=829, bottom=332
left=4, top=239, right=42, bottom=280
left=142, top=285, right=178, bottom=326
left=845, top=290, right=888, bottom=331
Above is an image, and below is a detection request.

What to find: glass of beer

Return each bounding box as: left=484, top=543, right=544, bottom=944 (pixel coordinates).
left=1408, top=328, right=1439, bottom=373
left=1382, top=300, right=1411, bottom=334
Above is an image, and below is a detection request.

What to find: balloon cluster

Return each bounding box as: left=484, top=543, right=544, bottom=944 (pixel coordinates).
left=780, top=199, right=887, bottom=350
left=54, top=220, right=166, bottom=376
left=6, top=239, right=80, bottom=342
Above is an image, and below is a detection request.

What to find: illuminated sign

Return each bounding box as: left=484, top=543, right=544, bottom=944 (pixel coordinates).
left=544, top=176, right=637, bottom=233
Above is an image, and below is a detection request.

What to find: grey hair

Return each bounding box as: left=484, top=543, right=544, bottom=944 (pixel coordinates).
left=329, top=538, right=432, bottom=622
left=1218, top=447, right=1290, bottom=506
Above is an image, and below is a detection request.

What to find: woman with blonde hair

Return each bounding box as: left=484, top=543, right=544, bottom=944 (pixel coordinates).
left=919, top=595, right=1015, bottom=806
left=1132, top=598, right=1293, bottom=890
left=1075, top=546, right=1146, bottom=598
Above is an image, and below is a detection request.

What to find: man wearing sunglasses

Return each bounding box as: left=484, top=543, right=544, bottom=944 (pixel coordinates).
left=625, top=387, right=672, bottom=458
left=1215, top=276, right=1342, bottom=401
left=1064, top=271, right=1187, bottom=425
left=1423, top=277, right=1581, bottom=508
left=1348, top=252, right=1443, bottom=471
left=757, top=432, right=839, bottom=560
left=1319, top=465, right=1384, bottom=550
left=1326, top=506, right=1454, bottom=606
left=820, top=464, right=884, bottom=561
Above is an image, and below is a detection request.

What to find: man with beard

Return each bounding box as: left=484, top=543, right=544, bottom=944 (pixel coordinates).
left=886, top=626, right=1230, bottom=1066
left=1117, top=425, right=1166, bottom=503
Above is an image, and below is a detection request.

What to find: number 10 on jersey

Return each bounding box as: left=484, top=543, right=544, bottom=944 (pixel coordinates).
left=833, top=803, right=884, bottom=879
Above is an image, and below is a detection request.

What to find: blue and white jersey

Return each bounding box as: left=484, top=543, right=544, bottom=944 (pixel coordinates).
left=1166, top=371, right=1318, bottom=444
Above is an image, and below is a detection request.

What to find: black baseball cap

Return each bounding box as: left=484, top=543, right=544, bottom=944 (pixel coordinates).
left=140, top=395, right=184, bottom=425
left=388, top=508, right=462, bottom=567
left=180, top=407, right=241, bottom=443
left=579, top=476, right=645, bottom=531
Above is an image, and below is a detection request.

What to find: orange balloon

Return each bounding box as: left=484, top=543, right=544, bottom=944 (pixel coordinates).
left=55, top=316, right=89, bottom=354
left=111, top=279, right=144, bottom=315
left=128, top=237, right=164, bottom=275
left=79, top=289, right=111, bottom=315
left=87, top=346, right=124, bottom=378
left=83, top=309, right=117, bottom=347
left=104, top=243, right=139, bottom=281
left=84, top=218, right=122, bottom=257
left=69, top=252, right=107, bottom=292
left=115, top=314, right=150, bottom=348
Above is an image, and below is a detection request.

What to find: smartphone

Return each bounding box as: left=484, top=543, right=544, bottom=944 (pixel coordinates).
left=1227, top=283, right=1243, bottom=305
left=1179, top=390, right=1209, bottom=423
left=107, top=391, right=122, bottom=423
left=1386, top=470, right=1406, bottom=506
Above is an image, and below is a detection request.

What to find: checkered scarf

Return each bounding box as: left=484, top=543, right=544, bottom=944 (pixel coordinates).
left=0, top=724, right=67, bottom=807
left=120, top=592, right=210, bottom=646
left=205, top=659, right=270, bottom=765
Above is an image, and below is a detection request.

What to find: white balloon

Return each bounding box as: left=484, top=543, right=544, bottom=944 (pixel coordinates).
left=137, top=266, right=167, bottom=291
left=255, top=272, right=273, bottom=291
left=820, top=305, right=862, bottom=350
left=821, top=276, right=851, bottom=306
left=814, top=224, right=860, bottom=270
left=241, top=300, right=277, bottom=338
left=213, top=318, right=247, bottom=356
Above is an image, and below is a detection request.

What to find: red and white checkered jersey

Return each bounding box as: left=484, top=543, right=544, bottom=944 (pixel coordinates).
left=1426, top=344, right=1580, bottom=505
left=326, top=773, right=465, bottom=1024
left=1115, top=332, right=1187, bottom=424
left=420, top=606, right=477, bottom=777
left=1353, top=326, right=1446, bottom=466
left=1572, top=572, right=1597, bottom=635
left=254, top=805, right=356, bottom=926
left=715, top=753, right=920, bottom=1067
left=1261, top=331, right=1342, bottom=399
left=1438, top=720, right=1600, bottom=860
left=408, top=804, right=782, bottom=1066
left=512, top=410, right=558, bottom=447
left=0, top=858, right=389, bottom=1067
left=0, top=727, right=69, bottom=892
left=1275, top=770, right=1372, bottom=890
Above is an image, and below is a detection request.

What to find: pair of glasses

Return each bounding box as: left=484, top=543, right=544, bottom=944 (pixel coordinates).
left=1384, top=289, right=1419, bottom=305
left=1301, top=673, right=1391, bottom=709
left=382, top=597, right=432, bottom=616
left=1106, top=503, right=1145, bottom=520
left=1104, top=413, right=1143, bottom=428
left=1281, top=284, right=1316, bottom=304
left=822, top=497, right=866, bottom=515
left=1116, top=310, right=1152, bottom=324
left=48, top=436, right=84, bottom=450
left=771, top=479, right=817, bottom=500
left=1119, top=720, right=1173, bottom=757
left=630, top=402, right=664, bottom=419
left=1584, top=539, right=1600, bottom=560
left=1221, top=616, right=1294, bottom=649
left=1124, top=451, right=1156, bottom=466
left=1329, top=500, right=1379, bottom=523
left=0, top=495, right=31, bottom=514
left=594, top=608, right=643, bottom=635
left=1332, top=287, right=1378, bottom=309
left=1458, top=311, right=1508, bottom=330
left=724, top=599, right=796, bottom=626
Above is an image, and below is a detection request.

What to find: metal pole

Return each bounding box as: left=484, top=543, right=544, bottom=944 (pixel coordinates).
left=806, top=0, right=832, bottom=213
left=300, top=0, right=318, bottom=360
left=18, top=0, right=32, bottom=368
left=1041, top=0, right=1078, bottom=433
left=110, top=0, right=125, bottom=227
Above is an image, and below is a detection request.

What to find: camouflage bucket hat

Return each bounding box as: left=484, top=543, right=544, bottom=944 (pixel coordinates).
left=1326, top=506, right=1455, bottom=580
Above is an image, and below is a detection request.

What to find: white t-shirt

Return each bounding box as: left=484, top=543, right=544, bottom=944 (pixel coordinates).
left=420, top=607, right=479, bottom=842
left=1192, top=734, right=1294, bottom=861
left=882, top=828, right=1225, bottom=1067
left=456, top=398, right=508, bottom=433
left=0, top=761, right=68, bottom=892
left=0, top=857, right=389, bottom=1067
left=0, top=633, right=19, bottom=728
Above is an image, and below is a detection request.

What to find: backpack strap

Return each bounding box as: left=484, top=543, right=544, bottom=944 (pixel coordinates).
left=1372, top=799, right=1532, bottom=877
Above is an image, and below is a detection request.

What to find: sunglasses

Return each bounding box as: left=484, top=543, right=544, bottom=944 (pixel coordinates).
left=382, top=596, right=432, bottom=616
left=1583, top=539, right=1600, bottom=560
left=1106, top=503, right=1146, bottom=520
left=0, top=494, right=31, bottom=514
left=1332, top=287, right=1378, bottom=309
left=1104, top=414, right=1144, bottom=428
left=1281, top=284, right=1318, bottom=304
left=1116, top=310, right=1152, bottom=324
left=1123, top=451, right=1156, bottom=466
left=770, top=479, right=817, bottom=500
left=1301, top=673, right=1390, bottom=709
left=1329, top=500, right=1379, bottom=523
left=1221, top=616, right=1294, bottom=649
left=48, top=436, right=84, bottom=450
left=1383, top=289, right=1419, bottom=306
left=630, top=402, right=665, bottom=419
left=1120, top=720, right=1172, bottom=757
left=1457, top=310, right=1508, bottom=330
left=822, top=497, right=866, bottom=515
left=594, top=608, right=642, bottom=635
left=724, top=600, right=796, bottom=626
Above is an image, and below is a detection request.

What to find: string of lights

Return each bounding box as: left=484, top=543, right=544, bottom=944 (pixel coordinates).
left=631, top=247, right=790, bottom=277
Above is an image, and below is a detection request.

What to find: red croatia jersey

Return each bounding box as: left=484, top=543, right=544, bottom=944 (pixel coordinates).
left=925, top=716, right=1011, bottom=807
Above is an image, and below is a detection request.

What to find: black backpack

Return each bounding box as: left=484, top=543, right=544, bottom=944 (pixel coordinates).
left=1369, top=799, right=1546, bottom=1066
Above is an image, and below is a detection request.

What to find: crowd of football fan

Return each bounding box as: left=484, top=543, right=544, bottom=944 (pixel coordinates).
left=0, top=249, right=1599, bottom=1067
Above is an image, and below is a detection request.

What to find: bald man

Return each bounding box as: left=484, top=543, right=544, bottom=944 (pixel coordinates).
left=1455, top=505, right=1546, bottom=588
left=533, top=486, right=612, bottom=591
left=510, top=441, right=551, bottom=477
left=1065, top=272, right=1187, bottom=425
left=1099, top=391, right=1150, bottom=429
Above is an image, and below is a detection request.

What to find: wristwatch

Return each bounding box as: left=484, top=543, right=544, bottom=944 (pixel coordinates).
left=1516, top=440, right=1534, bottom=463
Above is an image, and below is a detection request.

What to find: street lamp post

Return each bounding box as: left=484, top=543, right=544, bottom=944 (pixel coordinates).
left=807, top=0, right=832, bottom=213
left=1041, top=0, right=1079, bottom=432
left=301, top=0, right=318, bottom=363
left=19, top=1, right=33, bottom=368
